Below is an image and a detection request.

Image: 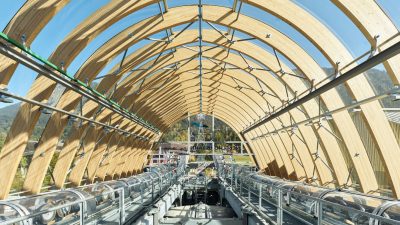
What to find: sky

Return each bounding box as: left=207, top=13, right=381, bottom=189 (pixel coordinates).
left=0, top=0, right=399, bottom=109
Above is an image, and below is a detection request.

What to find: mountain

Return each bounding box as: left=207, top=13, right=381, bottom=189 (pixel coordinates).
left=0, top=103, right=20, bottom=133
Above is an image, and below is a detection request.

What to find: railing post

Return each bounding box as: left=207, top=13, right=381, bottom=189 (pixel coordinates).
left=318, top=200, right=323, bottom=225
left=119, top=188, right=125, bottom=224
left=230, top=169, right=233, bottom=187
left=140, top=182, right=144, bottom=205
left=79, top=202, right=85, bottom=225
left=240, top=177, right=243, bottom=196
left=248, top=182, right=251, bottom=201
left=152, top=177, right=155, bottom=200
left=259, top=183, right=262, bottom=208
left=277, top=189, right=283, bottom=225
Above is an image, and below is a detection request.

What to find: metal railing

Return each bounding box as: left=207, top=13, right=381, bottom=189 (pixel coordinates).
left=0, top=165, right=185, bottom=225
left=219, top=164, right=400, bottom=225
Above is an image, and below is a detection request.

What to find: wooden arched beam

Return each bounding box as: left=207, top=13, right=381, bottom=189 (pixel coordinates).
left=241, top=0, right=400, bottom=195
left=114, top=46, right=359, bottom=186
left=125, top=67, right=332, bottom=183
left=331, top=0, right=400, bottom=84
left=0, top=0, right=163, bottom=198
left=86, top=25, right=377, bottom=190
left=0, top=1, right=396, bottom=199
left=0, top=0, right=70, bottom=87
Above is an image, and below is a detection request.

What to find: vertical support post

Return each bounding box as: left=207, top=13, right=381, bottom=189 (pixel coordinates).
left=158, top=146, right=162, bottom=165
left=195, top=177, right=198, bottom=204
left=231, top=167, right=234, bottom=187
left=204, top=176, right=207, bottom=203
left=248, top=182, right=251, bottom=201
left=235, top=170, right=238, bottom=189
left=240, top=142, right=243, bottom=154
left=79, top=202, right=85, bottom=225
left=187, top=113, right=191, bottom=154
left=140, top=182, right=144, bottom=205
left=277, top=189, right=283, bottom=225
left=240, top=177, right=242, bottom=196
left=119, top=188, right=125, bottom=224
left=198, top=0, right=203, bottom=113
left=212, top=142, right=215, bottom=156
left=259, top=183, right=262, bottom=208
left=212, top=113, right=215, bottom=141
left=152, top=177, right=155, bottom=200
left=318, top=200, right=323, bottom=225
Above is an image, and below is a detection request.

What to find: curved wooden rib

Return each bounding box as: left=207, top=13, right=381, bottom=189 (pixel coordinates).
left=0, top=1, right=398, bottom=198
left=243, top=0, right=399, bottom=195
left=0, top=0, right=69, bottom=87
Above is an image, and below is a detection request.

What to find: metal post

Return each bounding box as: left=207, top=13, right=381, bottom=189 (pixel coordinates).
left=248, top=183, right=251, bottom=201
left=318, top=200, right=323, bottom=225
left=158, top=146, right=162, bottom=165
left=231, top=168, right=234, bottom=187
left=198, top=0, right=203, bottom=113
left=79, top=202, right=85, bottom=225
left=212, top=113, right=215, bottom=141
left=259, top=183, right=262, bottom=208
left=243, top=39, right=400, bottom=133
left=152, top=178, right=155, bottom=200
left=119, top=188, right=125, bottom=224
left=140, top=182, right=144, bottom=205
left=187, top=112, right=191, bottom=154
left=204, top=176, right=208, bottom=203
left=235, top=168, right=238, bottom=189
left=240, top=177, right=243, bottom=196
left=277, top=189, right=283, bottom=225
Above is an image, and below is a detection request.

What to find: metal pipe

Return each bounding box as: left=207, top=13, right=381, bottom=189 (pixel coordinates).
left=198, top=0, right=203, bottom=113
left=0, top=33, right=159, bottom=133
left=243, top=40, right=400, bottom=133
left=250, top=85, right=400, bottom=138
left=0, top=89, right=148, bottom=140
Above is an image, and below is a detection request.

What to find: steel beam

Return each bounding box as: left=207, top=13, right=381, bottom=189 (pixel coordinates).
left=0, top=36, right=159, bottom=133
left=243, top=40, right=400, bottom=134
left=0, top=89, right=149, bottom=140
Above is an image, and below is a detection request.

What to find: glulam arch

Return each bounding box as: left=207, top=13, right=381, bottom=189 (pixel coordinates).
left=0, top=0, right=399, bottom=199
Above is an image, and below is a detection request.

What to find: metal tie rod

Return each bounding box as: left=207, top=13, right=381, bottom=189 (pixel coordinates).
left=0, top=89, right=148, bottom=140
left=243, top=39, right=400, bottom=133
left=0, top=35, right=159, bottom=133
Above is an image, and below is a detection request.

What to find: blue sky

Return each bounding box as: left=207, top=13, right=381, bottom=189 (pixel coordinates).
left=0, top=0, right=399, bottom=109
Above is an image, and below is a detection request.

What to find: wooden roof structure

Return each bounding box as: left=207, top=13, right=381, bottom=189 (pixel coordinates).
left=0, top=0, right=400, bottom=199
